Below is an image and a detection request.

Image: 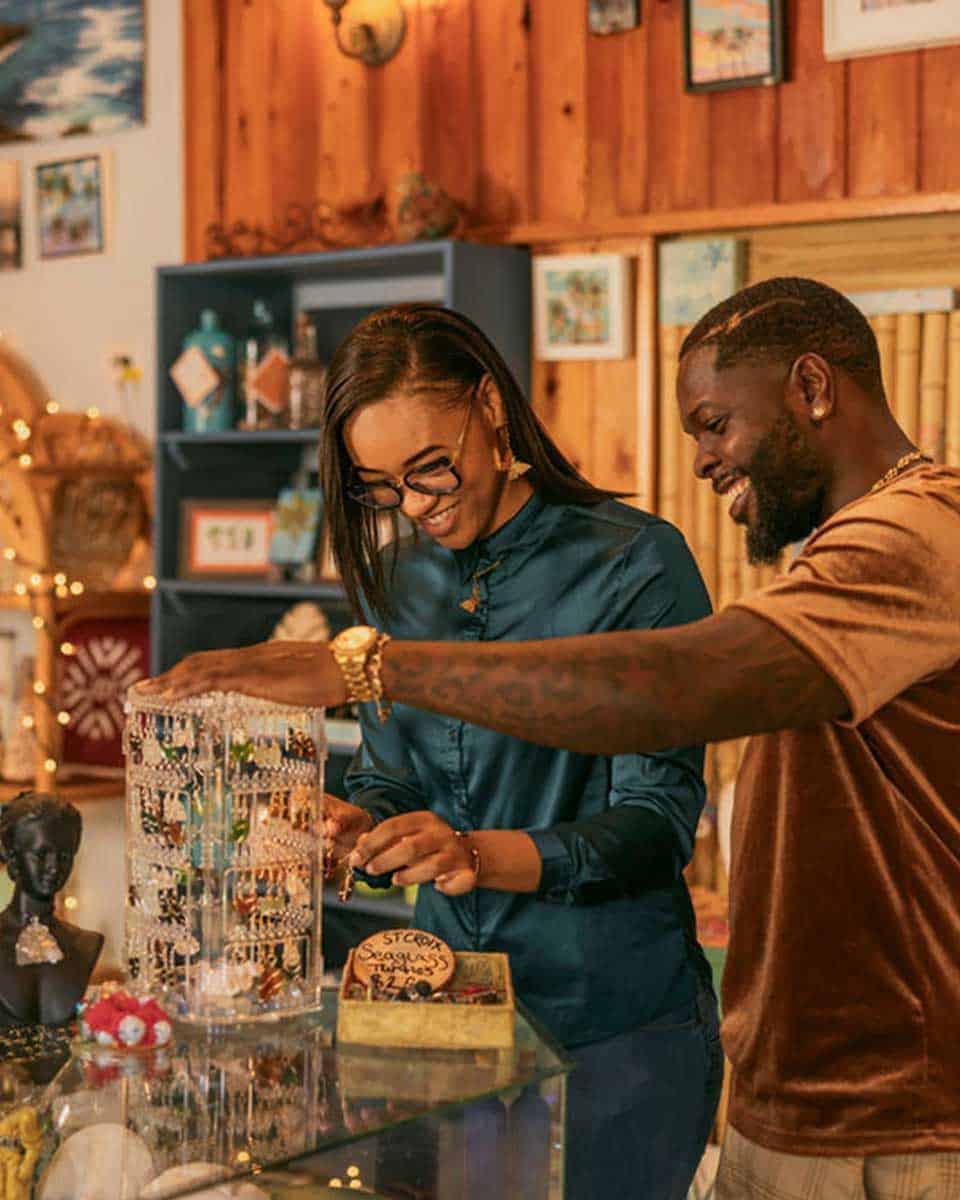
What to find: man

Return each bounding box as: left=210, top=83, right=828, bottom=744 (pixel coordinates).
left=145, top=277, right=960, bottom=1196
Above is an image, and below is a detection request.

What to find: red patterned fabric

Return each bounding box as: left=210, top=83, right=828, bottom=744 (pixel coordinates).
left=60, top=616, right=150, bottom=769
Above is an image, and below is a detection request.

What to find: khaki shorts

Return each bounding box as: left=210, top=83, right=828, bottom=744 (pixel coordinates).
left=715, top=1124, right=960, bottom=1200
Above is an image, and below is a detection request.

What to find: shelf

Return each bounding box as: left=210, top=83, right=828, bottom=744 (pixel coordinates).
left=0, top=775, right=123, bottom=804
left=0, top=589, right=151, bottom=616
left=158, top=241, right=455, bottom=283
left=160, top=429, right=321, bottom=446
left=158, top=578, right=346, bottom=602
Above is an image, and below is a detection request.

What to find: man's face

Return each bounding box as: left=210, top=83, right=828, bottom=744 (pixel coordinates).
left=678, top=344, right=831, bottom=565
left=7, top=819, right=75, bottom=902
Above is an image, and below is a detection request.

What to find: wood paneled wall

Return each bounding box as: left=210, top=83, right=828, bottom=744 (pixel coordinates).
left=183, top=0, right=960, bottom=896
left=184, top=0, right=960, bottom=256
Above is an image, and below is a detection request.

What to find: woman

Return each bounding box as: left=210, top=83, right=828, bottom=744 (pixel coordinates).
left=322, top=305, right=721, bottom=1199
left=149, top=304, right=722, bottom=1198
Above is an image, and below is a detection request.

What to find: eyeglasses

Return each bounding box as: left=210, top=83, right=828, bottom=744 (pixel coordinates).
left=346, top=401, right=474, bottom=511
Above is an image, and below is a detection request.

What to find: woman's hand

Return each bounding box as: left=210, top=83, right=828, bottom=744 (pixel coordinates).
left=135, top=640, right=348, bottom=708
left=348, top=811, right=479, bottom=896
left=323, top=793, right=374, bottom=864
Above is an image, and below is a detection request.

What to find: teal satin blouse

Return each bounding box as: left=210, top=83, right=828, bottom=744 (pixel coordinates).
left=346, top=494, right=713, bottom=1047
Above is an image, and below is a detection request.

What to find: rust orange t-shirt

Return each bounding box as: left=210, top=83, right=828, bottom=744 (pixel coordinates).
left=723, top=464, right=960, bottom=1156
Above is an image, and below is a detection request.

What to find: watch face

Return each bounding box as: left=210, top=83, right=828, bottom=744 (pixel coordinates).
left=336, top=627, right=375, bottom=653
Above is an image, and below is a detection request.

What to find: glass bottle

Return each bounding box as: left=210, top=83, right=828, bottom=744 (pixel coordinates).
left=238, top=299, right=281, bottom=430
left=181, top=309, right=235, bottom=434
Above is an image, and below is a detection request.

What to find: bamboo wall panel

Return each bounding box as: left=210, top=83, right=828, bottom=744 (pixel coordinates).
left=919, top=312, right=948, bottom=462
left=185, top=1, right=960, bottom=258
left=894, top=313, right=921, bottom=442
left=948, top=314, right=960, bottom=466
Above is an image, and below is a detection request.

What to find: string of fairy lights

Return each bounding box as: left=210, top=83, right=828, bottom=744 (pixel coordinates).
left=1, top=398, right=157, bottom=781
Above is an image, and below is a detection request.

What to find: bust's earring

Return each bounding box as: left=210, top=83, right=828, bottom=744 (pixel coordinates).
left=492, top=425, right=531, bottom=482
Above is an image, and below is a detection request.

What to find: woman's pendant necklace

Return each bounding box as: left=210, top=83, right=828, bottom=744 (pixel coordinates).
left=460, top=558, right=503, bottom=614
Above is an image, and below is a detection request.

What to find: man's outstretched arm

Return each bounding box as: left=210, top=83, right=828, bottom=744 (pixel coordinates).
left=141, top=607, right=847, bottom=755
left=380, top=607, right=847, bottom=755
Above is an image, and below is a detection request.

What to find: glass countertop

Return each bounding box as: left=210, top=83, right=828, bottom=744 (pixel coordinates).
left=23, top=988, right=570, bottom=1199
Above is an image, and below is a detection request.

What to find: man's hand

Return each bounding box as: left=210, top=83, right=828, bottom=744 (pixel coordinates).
left=348, top=811, right=479, bottom=896
left=135, top=640, right=348, bottom=708
left=323, top=793, right=374, bottom=864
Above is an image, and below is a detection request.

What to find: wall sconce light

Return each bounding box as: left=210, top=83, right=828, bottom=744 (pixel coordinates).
left=322, top=0, right=406, bottom=67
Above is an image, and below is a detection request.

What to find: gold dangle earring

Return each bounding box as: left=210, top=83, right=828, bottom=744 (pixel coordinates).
left=492, top=425, right=531, bottom=482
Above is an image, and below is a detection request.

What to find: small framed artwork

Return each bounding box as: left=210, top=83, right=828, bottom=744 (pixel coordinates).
left=684, top=0, right=785, bottom=93
left=35, top=153, right=110, bottom=260
left=659, top=238, right=747, bottom=327
left=824, top=0, right=960, bottom=60
left=534, top=254, right=632, bottom=361
left=270, top=488, right=323, bottom=566
left=179, top=500, right=276, bottom=581
left=0, top=161, right=21, bottom=270
left=589, top=0, right=640, bottom=36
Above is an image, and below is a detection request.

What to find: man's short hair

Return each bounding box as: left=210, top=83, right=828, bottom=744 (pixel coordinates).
left=679, top=276, right=885, bottom=401
left=0, top=791, right=83, bottom=865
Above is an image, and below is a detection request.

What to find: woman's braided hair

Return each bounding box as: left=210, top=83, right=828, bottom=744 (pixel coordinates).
left=679, top=276, right=885, bottom=401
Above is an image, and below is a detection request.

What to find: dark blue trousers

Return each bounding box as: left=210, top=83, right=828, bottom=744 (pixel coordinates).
left=564, top=982, right=723, bottom=1200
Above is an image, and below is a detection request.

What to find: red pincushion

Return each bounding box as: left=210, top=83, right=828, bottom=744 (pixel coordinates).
left=81, top=989, right=171, bottom=1048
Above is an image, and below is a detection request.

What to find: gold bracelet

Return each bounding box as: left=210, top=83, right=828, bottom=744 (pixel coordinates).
left=366, top=632, right=392, bottom=724
left=453, top=830, right=481, bottom=881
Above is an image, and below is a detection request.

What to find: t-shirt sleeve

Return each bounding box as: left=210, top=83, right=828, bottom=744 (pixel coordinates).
left=729, top=471, right=960, bottom=726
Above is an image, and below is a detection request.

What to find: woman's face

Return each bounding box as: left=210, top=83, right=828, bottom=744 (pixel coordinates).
left=343, top=383, right=531, bottom=550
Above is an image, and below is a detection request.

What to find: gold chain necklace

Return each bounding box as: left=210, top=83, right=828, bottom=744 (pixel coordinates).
left=460, top=558, right=502, bottom=614
left=869, top=450, right=932, bottom=495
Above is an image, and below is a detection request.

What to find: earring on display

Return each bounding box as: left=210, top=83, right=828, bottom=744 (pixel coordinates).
left=492, top=426, right=531, bottom=482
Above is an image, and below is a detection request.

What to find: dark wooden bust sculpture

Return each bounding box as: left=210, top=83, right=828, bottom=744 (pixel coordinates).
left=0, top=792, right=103, bottom=1027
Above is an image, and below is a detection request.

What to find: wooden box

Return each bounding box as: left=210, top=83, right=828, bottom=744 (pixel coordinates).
left=336, top=950, right=515, bottom=1050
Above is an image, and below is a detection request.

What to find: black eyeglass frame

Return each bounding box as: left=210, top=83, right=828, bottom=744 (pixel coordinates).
left=345, top=398, right=475, bottom=512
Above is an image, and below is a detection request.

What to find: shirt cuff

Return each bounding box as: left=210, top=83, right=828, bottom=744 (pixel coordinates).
left=348, top=789, right=393, bottom=828
left=526, top=828, right=576, bottom=903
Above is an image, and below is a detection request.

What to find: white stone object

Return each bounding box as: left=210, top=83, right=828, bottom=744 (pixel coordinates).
left=37, top=1123, right=154, bottom=1200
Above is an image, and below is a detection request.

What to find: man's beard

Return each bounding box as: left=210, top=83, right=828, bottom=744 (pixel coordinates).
left=744, top=411, right=830, bottom=566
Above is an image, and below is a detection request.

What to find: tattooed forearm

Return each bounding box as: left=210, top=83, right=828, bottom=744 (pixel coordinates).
left=380, top=609, right=848, bottom=755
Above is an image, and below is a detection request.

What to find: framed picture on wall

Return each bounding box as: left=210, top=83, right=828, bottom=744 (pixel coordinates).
left=269, top=488, right=322, bottom=567
left=589, top=0, right=640, bottom=35
left=0, top=161, right=21, bottom=270
left=824, top=0, right=960, bottom=60
left=0, top=2, right=145, bottom=144
left=684, top=0, right=786, bottom=93
left=35, top=153, right=110, bottom=259
left=179, top=500, right=276, bottom=581
left=533, top=254, right=632, bottom=361
left=659, top=238, right=747, bottom=327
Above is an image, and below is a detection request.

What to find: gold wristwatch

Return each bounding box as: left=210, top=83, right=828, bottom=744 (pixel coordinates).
left=329, top=625, right=392, bottom=723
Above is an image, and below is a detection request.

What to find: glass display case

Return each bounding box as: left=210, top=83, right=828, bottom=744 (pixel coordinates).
left=124, top=691, right=326, bottom=1027
left=10, top=990, right=568, bottom=1200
